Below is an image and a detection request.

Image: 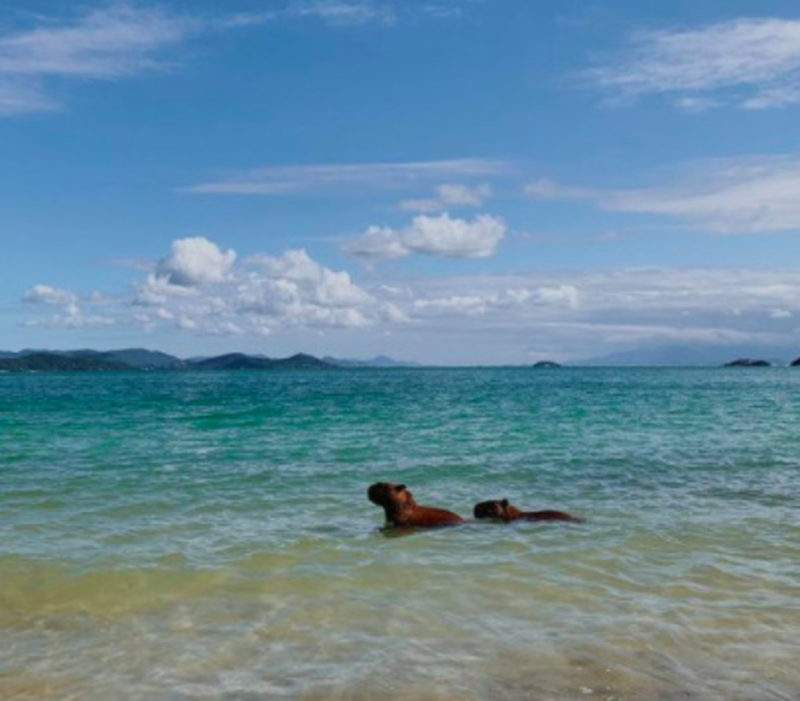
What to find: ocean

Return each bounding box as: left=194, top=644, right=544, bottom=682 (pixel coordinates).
left=1, top=368, right=798, bottom=700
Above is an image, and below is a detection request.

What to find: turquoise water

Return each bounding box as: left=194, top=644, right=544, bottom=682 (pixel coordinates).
left=1, top=368, right=798, bottom=700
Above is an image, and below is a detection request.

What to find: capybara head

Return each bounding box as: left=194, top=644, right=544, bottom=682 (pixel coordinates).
left=473, top=498, right=511, bottom=519
left=367, top=482, right=414, bottom=510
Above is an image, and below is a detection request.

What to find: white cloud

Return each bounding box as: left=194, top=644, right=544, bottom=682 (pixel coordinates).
left=770, top=308, right=792, bottom=318
left=411, top=284, right=580, bottom=319
left=413, top=294, right=490, bottom=315
left=135, top=273, right=195, bottom=306
left=345, top=226, right=411, bottom=259
left=22, top=283, right=112, bottom=328
left=344, top=213, right=506, bottom=259
left=288, top=1, right=395, bottom=26
left=130, top=240, right=390, bottom=335
left=400, top=182, right=491, bottom=212
left=0, top=2, right=478, bottom=116
left=396, top=267, right=800, bottom=360
left=535, top=285, right=580, bottom=308
left=524, top=178, right=590, bottom=201
left=23, top=283, right=77, bottom=305
left=423, top=5, right=464, bottom=20
left=184, top=159, right=509, bottom=195
left=21, top=239, right=800, bottom=362
left=525, top=154, right=800, bottom=233
left=437, top=183, right=491, bottom=207
left=0, top=4, right=196, bottom=114
left=587, top=17, right=800, bottom=110
left=157, top=236, right=236, bottom=286
left=403, top=213, right=505, bottom=257
left=0, top=77, right=56, bottom=114
left=244, top=248, right=372, bottom=310
left=674, top=96, right=719, bottom=113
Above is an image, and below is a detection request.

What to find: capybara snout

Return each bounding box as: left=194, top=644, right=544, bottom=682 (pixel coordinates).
left=367, top=482, right=410, bottom=508
left=473, top=498, right=510, bottom=519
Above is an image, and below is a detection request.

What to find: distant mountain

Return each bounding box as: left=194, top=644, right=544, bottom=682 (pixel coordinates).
left=0, top=348, right=335, bottom=371
left=323, top=354, right=419, bottom=367
left=723, top=358, right=771, bottom=367
left=10, top=348, right=184, bottom=369
left=532, top=360, right=561, bottom=368
left=271, top=353, right=333, bottom=369
left=580, top=344, right=799, bottom=367
left=0, top=352, right=130, bottom=371
left=66, top=348, right=185, bottom=369
left=188, top=352, right=334, bottom=370
left=95, top=348, right=185, bottom=369
left=188, top=353, right=275, bottom=370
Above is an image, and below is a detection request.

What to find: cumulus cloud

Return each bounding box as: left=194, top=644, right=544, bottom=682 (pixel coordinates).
left=127, top=239, right=397, bottom=335
left=525, top=154, right=800, bottom=234
left=20, top=238, right=800, bottom=363
left=236, top=249, right=374, bottom=328
left=344, top=213, right=506, bottom=260
left=135, top=273, right=195, bottom=306
left=400, top=182, right=491, bottom=212
left=586, top=17, right=800, bottom=110
left=22, top=283, right=112, bottom=328
left=23, top=283, right=77, bottom=305
left=156, top=236, right=236, bottom=286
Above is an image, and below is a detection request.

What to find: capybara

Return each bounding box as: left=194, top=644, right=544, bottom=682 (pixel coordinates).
left=368, top=482, right=463, bottom=528
left=473, top=498, right=584, bottom=523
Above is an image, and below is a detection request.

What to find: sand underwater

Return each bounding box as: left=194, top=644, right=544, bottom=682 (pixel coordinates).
left=1, top=367, right=798, bottom=699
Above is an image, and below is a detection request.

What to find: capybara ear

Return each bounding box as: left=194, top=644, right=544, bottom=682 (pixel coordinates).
left=501, top=498, right=509, bottom=507
left=395, top=484, right=407, bottom=492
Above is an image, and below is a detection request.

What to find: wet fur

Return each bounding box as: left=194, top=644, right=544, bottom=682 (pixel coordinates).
left=368, top=482, right=463, bottom=528
left=473, top=498, right=584, bottom=523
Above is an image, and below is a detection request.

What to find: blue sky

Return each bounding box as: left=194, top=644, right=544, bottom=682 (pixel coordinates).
left=3, top=0, right=800, bottom=363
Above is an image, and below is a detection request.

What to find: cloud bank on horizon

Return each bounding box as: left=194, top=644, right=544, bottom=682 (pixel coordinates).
left=4, top=1, right=800, bottom=363
left=21, top=234, right=800, bottom=363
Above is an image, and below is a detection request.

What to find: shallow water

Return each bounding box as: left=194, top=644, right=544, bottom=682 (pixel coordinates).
left=1, top=368, right=798, bottom=699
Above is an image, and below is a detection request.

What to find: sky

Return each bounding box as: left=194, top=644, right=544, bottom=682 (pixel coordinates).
left=3, top=0, right=800, bottom=364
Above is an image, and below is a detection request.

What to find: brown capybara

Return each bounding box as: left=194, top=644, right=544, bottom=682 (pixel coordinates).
left=473, top=498, right=584, bottom=523
left=367, top=482, right=463, bottom=528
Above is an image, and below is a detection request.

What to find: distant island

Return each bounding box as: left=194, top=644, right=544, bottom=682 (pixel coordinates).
left=723, top=358, right=771, bottom=367
left=580, top=343, right=800, bottom=366
left=0, top=348, right=418, bottom=372
left=5, top=347, right=800, bottom=372
left=322, top=354, right=420, bottom=368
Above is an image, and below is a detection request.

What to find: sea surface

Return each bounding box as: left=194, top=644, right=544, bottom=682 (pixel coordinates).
left=1, top=368, right=798, bottom=700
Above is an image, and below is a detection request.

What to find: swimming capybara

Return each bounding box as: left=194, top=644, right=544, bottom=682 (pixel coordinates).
left=367, top=482, right=463, bottom=528
left=473, top=498, right=584, bottom=523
